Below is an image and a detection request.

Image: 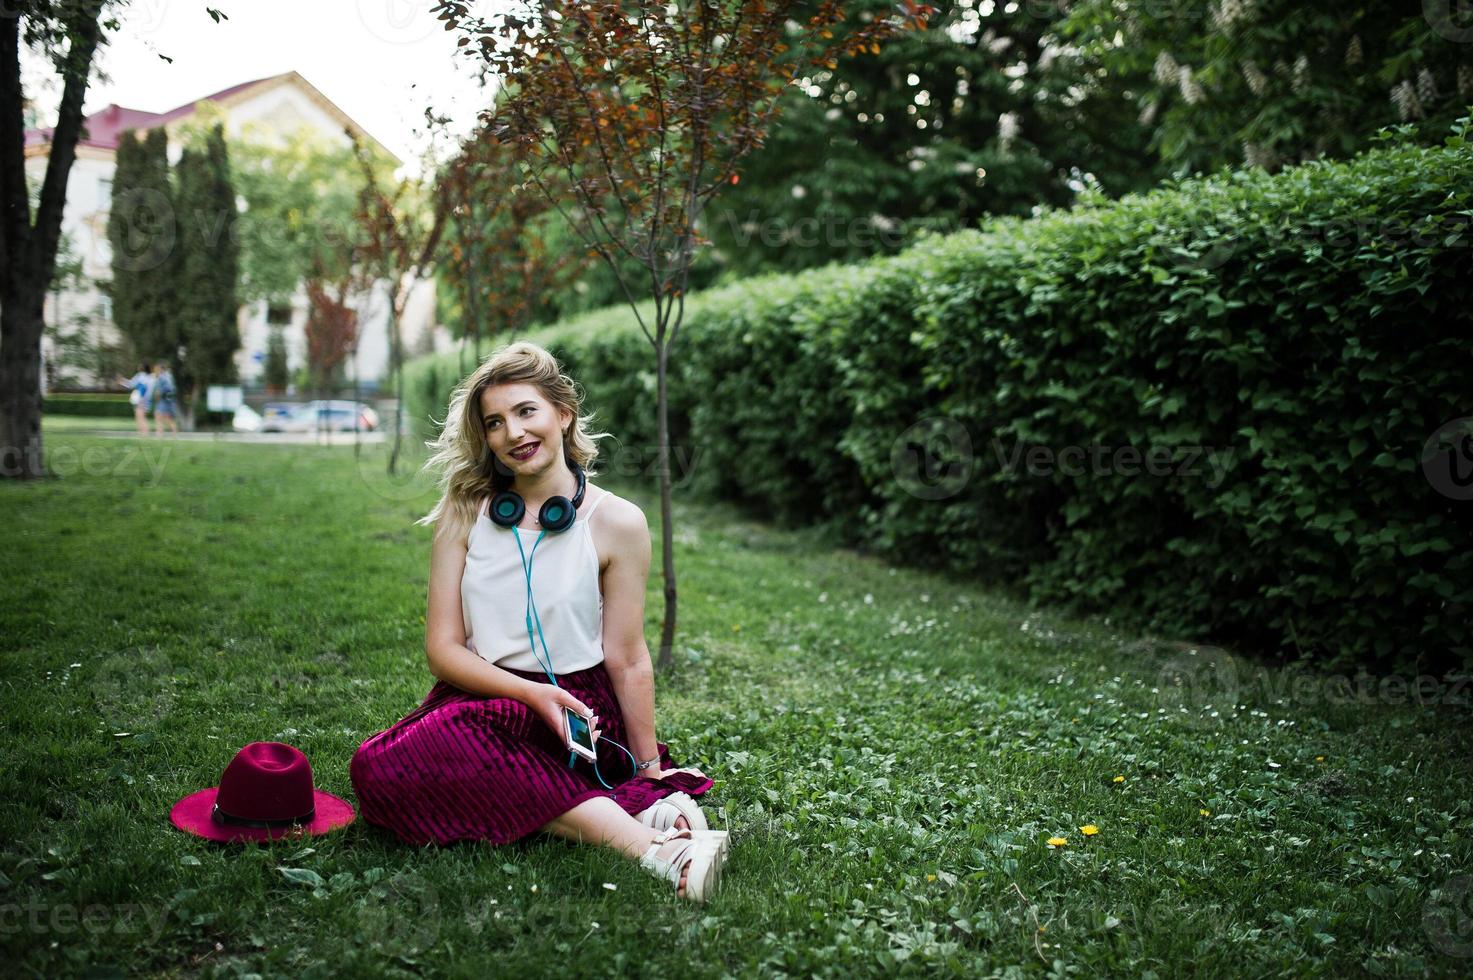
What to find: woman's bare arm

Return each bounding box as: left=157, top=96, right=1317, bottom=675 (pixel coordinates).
left=599, top=498, right=662, bottom=764
left=424, top=511, right=535, bottom=703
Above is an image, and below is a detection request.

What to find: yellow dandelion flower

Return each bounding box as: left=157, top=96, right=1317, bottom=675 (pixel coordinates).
left=1315, top=755, right=1325, bottom=762
left=1047, top=836, right=1068, bottom=848
left=1080, top=824, right=1099, bottom=836
left=1113, top=775, right=1125, bottom=783
left=1200, top=808, right=1211, bottom=817
left=926, top=873, right=936, bottom=882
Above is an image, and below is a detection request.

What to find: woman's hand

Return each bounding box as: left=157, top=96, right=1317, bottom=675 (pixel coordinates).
left=520, top=683, right=600, bottom=748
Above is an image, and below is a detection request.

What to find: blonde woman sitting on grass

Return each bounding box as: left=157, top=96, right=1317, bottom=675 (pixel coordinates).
left=350, top=341, right=728, bottom=901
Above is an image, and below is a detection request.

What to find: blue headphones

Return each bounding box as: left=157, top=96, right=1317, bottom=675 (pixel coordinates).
left=487, top=455, right=638, bottom=788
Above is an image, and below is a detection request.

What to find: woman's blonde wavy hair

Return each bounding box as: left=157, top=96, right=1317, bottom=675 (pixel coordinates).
left=416, top=341, right=611, bottom=537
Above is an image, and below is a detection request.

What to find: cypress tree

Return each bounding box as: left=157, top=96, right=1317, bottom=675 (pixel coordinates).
left=104, top=130, right=137, bottom=352
left=175, top=123, right=241, bottom=425
left=108, top=127, right=180, bottom=365
left=263, top=326, right=289, bottom=393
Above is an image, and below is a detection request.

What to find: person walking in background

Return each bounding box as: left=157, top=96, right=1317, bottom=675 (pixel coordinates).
left=115, top=362, right=153, bottom=437
left=149, top=362, right=180, bottom=437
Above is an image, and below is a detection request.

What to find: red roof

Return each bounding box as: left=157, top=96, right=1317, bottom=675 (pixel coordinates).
left=25, top=73, right=283, bottom=151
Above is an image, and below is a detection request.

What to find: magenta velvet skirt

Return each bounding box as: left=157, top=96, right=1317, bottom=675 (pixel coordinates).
left=349, top=660, right=715, bottom=847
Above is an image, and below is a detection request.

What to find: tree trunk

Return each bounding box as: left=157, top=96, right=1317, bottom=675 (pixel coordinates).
left=387, top=280, right=403, bottom=475
left=1, top=1, right=107, bottom=480
left=467, top=241, right=480, bottom=366
left=0, top=285, right=48, bottom=479
left=182, top=381, right=197, bottom=432
left=351, top=341, right=362, bottom=461
left=654, top=334, right=678, bottom=672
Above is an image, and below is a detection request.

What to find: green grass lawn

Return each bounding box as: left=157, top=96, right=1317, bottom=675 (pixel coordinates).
left=39, top=414, right=148, bottom=431
left=3, top=427, right=1470, bottom=977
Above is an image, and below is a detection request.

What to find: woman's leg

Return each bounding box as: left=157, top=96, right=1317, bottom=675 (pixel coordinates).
left=133, top=406, right=148, bottom=436
left=537, top=796, right=694, bottom=894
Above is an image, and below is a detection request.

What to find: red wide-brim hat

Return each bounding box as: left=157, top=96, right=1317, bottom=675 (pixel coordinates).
left=170, top=741, right=356, bottom=844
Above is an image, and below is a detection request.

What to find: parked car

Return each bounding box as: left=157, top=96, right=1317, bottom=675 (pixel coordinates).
left=258, top=402, right=301, bottom=432
left=279, top=400, right=380, bottom=433
left=232, top=404, right=262, bottom=432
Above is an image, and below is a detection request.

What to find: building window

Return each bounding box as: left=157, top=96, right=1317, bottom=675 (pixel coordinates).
left=98, top=177, right=113, bottom=203
left=266, top=304, right=292, bottom=325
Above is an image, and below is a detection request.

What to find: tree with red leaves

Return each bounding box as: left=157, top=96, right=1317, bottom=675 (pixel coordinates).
left=436, top=121, right=591, bottom=369
left=434, top=0, right=934, bottom=670
left=302, top=271, right=358, bottom=401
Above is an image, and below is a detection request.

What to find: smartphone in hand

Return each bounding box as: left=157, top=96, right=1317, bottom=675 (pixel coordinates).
left=563, top=707, right=598, bottom=763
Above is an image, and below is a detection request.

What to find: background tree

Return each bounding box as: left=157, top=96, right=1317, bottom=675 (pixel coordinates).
left=44, top=226, right=126, bottom=390
left=233, top=126, right=397, bottom=411
left=173, top=121, right=240, bottom=427
left=107, top=127, right=180, bottom=367
left=2, top=0, right=112, bottom=478
left=350, top=132, right=450, bottom=473
left=435, top=120, right=592, bottom=371
left=511, top=187, right=729, bottom=329
left=231, top=128, right=388, bottom=307
left=43, top=229, right=90, bottom=390
left=704, top=0, right=1163, bottom=277
left=302, top=270, right=357, bottom=398
left=1059, top=0, right=1473, bottom=176
left=437, top=0, right=935, bottom=671
left=262, top=325, right=289, bottom=394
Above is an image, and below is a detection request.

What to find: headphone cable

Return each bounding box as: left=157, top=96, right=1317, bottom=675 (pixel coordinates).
left=513, top=527, right=637, bottom=790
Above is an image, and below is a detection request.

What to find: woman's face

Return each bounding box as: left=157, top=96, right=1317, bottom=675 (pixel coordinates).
left=478, top=383, right=572, bottom=475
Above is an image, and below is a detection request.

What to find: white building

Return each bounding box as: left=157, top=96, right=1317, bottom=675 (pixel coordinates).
left=23, top=69, right=448, bottom=394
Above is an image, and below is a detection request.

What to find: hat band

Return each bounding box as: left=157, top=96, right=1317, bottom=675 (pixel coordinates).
left=211, top=801, right=316, bottom=829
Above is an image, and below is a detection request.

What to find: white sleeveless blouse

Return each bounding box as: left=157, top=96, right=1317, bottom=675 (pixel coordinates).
left=461, top=489, right=609, bottom=674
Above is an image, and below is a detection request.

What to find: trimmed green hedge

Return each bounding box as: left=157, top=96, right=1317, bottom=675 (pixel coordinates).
left=43, top=395, right=136, bottom=418
left=407, top=134, right=1473, bottom=674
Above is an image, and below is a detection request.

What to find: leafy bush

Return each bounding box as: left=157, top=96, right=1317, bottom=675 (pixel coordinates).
left=406, top=131, right=1473, bottom=674
left=42, top=395, right=135, bottom=418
